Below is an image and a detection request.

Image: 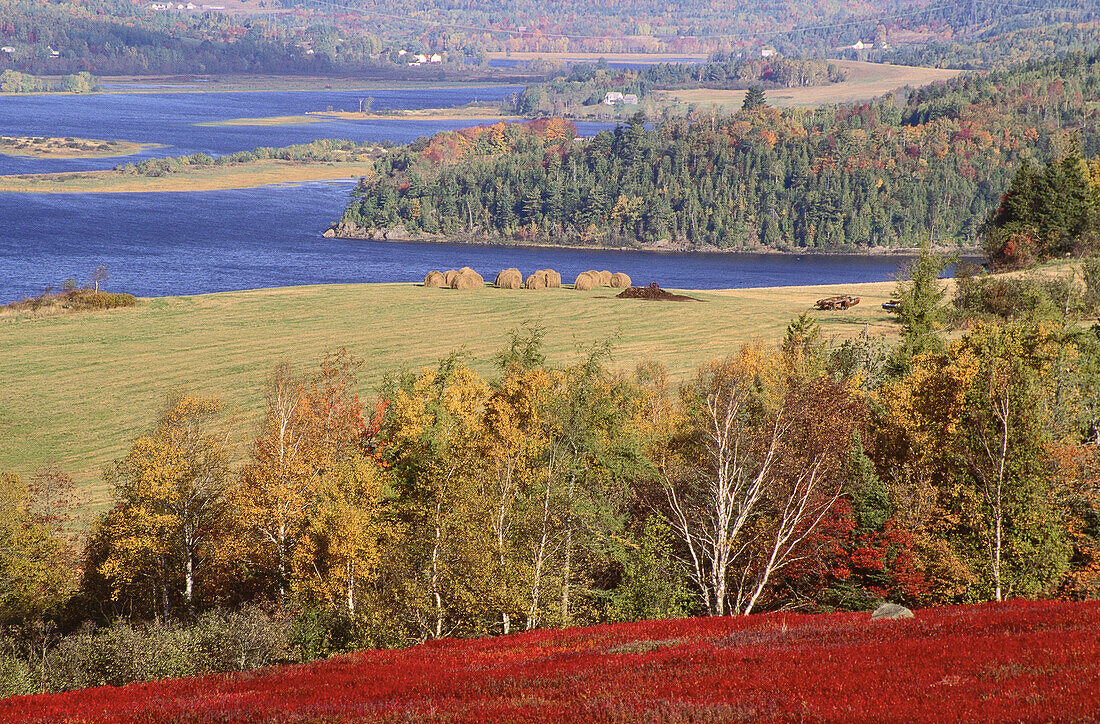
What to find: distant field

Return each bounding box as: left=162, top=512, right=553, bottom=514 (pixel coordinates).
left=652, top=60, right=962, bottom=110
left=487, top=51, right=709, bottom=63
left=0, top=280, right=900, bottom=511
left=0, top=159, right=379, bottom=193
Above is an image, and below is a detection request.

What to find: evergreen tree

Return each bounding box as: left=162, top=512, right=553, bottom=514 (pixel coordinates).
left=742, top=85, right=767, bottom=110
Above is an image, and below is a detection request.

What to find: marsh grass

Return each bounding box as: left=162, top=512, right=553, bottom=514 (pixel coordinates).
left=0, top=159, right=379, bottom=193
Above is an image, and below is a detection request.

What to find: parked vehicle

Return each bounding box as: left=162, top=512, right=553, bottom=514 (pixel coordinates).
left=815, top=295, right=861, bottom=310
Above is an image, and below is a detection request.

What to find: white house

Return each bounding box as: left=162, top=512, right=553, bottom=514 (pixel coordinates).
left=622, top=94, right=639, bottom=105
left=0, top=47, right=14, bottom=54
left=429, top=53, right=443, bottom=63
left=603, top=91, right=624, bottom=105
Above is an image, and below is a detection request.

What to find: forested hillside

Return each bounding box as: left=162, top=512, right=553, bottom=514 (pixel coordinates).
left=337, top=51, right=1100, bottom=251
left=3, top=0, right=1099, bottom=76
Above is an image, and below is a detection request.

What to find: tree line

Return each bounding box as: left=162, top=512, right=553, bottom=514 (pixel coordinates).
left=338, top=50, right=1100, bottom=251
left=514, top=56, right=846, bottom=117
left=3, top=0, right=1096, bottom=78
left=3, top=252, right=1100, bottom=694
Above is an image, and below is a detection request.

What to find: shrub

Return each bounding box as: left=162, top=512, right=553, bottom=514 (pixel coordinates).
left=61, top=290, right=136, bottom=311
left=953, top=273, right=1081, bottom=323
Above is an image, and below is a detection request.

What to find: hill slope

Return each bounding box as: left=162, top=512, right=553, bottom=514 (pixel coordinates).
left=0, top=280, right=902, bottom=507
left=3, top=600, right=1097, bottom=722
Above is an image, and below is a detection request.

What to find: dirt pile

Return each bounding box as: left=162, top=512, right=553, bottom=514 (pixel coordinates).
left=615, top=282, right=699, bottom=302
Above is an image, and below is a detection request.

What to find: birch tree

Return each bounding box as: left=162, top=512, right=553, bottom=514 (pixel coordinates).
left=98, top=393, right=230, bottom=618
left=657, top=346, right=863, bottom=616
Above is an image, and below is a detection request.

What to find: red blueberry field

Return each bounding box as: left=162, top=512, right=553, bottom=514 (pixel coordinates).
left=4, top=600, right=1098, bottom=723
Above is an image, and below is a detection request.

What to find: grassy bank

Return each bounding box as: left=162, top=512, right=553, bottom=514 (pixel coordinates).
left=0, top=136, right=160, bottom=159
left=198, top=106, right=514, bottom=127
left=0, top=159, right=379, bottom=193
left=0, top=280, right=901, bottom=510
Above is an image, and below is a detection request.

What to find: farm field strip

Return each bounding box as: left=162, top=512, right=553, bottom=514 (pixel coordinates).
left=0, top=281, right=899, bottom=510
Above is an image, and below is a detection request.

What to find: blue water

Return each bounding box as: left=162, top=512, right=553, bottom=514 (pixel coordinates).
left=0, top=86, right=537, bottom=174
left=0, top=184, right=916, bottom=302
left=0, top=87, right=917, bottom=303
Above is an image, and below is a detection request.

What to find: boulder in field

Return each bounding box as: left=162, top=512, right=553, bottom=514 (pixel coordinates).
left=872, top=603, right=914, bottom=621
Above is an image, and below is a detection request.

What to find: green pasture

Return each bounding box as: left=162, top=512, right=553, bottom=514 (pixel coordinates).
left=0, top=280, right=900, bottom=511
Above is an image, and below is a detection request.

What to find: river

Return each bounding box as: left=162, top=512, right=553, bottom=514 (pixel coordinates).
left=0, top=86, right=918, bottom=302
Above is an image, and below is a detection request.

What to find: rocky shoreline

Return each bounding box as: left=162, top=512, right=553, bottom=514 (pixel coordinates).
left=322, top=222, right=982, bottom=257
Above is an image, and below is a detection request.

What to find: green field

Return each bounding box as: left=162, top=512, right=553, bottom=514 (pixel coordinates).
left=0, top=280, right=902, bottom=512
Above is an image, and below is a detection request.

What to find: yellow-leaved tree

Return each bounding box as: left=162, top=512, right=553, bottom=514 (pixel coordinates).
left=235, top=350, right=377, bottom=608
left=94, top=393, right=230, bottom=619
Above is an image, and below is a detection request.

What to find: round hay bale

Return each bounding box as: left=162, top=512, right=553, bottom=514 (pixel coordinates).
left=495, top=268, right=523, bottom=289
left=451, top=268, right=485, bottom=290
left=525, top=271, right=548, bottom=290
left=443, top=269, right=459, bottom=286
left=573, top=271, right=597, bottom=291
left=542, top=269, right=562, bottom=288
left=598, top=270, right=613, bottom=287
left=424, top=270, right=447, bottom=288
left=609, top=272, right=631, bottom=288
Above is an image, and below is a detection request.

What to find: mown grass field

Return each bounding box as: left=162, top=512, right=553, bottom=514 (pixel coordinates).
left=0, top=280, right=901, bottom=511
left=0, top=159, right=379, bottom=193
left=652, top=60, right=961, bottom=110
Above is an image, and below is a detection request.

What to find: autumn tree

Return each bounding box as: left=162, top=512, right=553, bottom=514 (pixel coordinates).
left=382, top=357, right=494, bottom=639
left=655, top=344, right=864, bottom=616
left=955, top=324, right=1070, bottom=600
left=236, top=350, right=369, bottom=607
left=0, top=470, right=77, bottom=627
left=94, top=393, right=231, bottom=619
left=539, top=344, right=647, bottom=627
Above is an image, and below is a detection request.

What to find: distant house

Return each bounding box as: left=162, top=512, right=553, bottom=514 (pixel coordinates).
left=761, top=48, right=776, bottom=58
left=603, top=91, right=624, bottom=105
left=0, top=47, right=14, bottom=54
left=429, top=53, right=443, bottom=64
left=414, top=54, right=429, bottom=64
left=622, top=94, right=639, bottom=105
left=46, top=46, right=60, bottom=58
